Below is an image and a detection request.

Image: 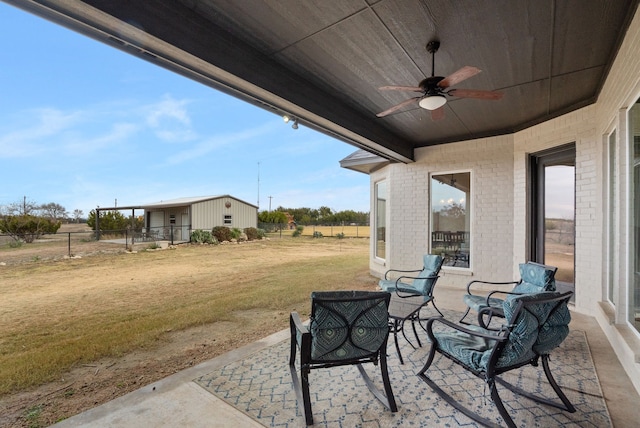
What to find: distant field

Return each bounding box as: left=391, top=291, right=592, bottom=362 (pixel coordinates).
left=268, top=225, right=370, bottom=238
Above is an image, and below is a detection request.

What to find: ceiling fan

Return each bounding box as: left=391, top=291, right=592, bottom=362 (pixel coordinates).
left=376, top=40, right=503, bottom=120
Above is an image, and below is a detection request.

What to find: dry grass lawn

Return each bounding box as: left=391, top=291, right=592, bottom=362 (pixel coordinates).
left=0, top=237, right=375, bottom=427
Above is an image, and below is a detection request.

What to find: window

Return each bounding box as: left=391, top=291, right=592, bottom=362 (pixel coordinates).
left=431, top=172, right=471, bottom=268
left=630, top=98, right=640, bottom=332
left=224, top=214, right=232, bottom=226
left=375, top=180, right=387, bottom=260
left=608, top=130, right=617, bottom=305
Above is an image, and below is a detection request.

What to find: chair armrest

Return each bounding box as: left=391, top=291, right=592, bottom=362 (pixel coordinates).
left=290, top=311, right=308, bottom=335
left=424, top=316, right=507, bottom=344
left=465, top=280, right=519, bottom=296
left=384, top=268, right=422, bottom=280
left=486, top=289, right=524, bottom=300
left=394, top=275, right=439, bottom=298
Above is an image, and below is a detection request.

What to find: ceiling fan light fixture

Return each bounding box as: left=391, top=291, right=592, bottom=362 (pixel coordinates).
left=419, top=94, right=447, bottom=110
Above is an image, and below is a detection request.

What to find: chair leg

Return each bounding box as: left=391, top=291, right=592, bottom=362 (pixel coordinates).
left=430, top=300, right=445, bottom=317
left=288, top=361, right=313, bottom=425
left=478, top=310, right=493, bottom=329
left=542, top=355, right=576, bottom=412
left=391, top=320, right=405, bottom=364
left=356, top=359, right=398, bottom=412
left=417, top=353, right=503, bottom=428
left=417, top=342, right=437, bottom=375
left=410, top=318, right=422, bottom=347
left=301, top=366, right=313, bottom=425
left=459, top=306, right=472, bottom=324
left=379, top=349, right=398, bottom=412
left=289, top=338, right=297, bottom=366
left=488, top=377, right=517, bottom=428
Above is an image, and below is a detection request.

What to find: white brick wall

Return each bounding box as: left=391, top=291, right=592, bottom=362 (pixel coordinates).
left=371, top=5, right=640, bottom=395
left=374, top=135, right=515, bottom=289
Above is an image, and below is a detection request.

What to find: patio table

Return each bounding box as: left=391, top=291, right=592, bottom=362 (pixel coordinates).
left=387, top=294, right=428, bottom=364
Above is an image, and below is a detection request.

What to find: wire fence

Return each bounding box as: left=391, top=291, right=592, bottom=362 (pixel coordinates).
left=259, top=223, right=370, bottom=238
left=0, top=223, right=371, bottom=265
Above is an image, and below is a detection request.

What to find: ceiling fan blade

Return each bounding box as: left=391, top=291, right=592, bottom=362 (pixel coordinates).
left=431, top=106, right=445, bottom=121
left=376, top=97, right=420, bottom=117
left=438, top=66, right=481, bottom=88
left=379, top=85, right=423, bottom=92
left=448, top=88, right=503, bottom=100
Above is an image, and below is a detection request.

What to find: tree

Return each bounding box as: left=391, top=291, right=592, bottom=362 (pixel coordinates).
left=1, top=197, right=38, bottom=216
left=440, top=202, right=465, bottom=218
left=258, top=210, right=287, bottom=224
left=87, top=210, right=138, bottom=231
left=73, top=209, right=84, bottom=223
left=0, top=215, right=61, bottom=243
left=40, top=202, right=68, bottom=221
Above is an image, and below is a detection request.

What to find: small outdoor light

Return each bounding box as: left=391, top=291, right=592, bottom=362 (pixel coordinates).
left=283, top=114, right=299, bottom=130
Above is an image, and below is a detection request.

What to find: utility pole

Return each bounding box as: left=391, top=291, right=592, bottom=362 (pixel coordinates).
left=257, top=161, right=260, bottom=208
left=268, top=196, right=273, bottom=211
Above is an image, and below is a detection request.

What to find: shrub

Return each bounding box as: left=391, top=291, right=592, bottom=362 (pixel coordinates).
left=257, top=228, right=266, bottom=239
left=292, top=225, right=304, bottom=237
left=312, top=231, right=323, bottom=238
left=0, top=215, right=61, bottom=243
left=212, top=226, right=232, bottom=242
left=230, top=228, right=243, bottom=240
left=191, top=229, right=216, bottom=244
left=8, top=240, right=24, bottom=248
left=244, top=227, right=259, bottom=241
left=336, top=232, right=345, bottom=239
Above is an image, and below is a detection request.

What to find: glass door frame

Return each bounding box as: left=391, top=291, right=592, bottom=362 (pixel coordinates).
left=528, top=143, right=576, bottom=280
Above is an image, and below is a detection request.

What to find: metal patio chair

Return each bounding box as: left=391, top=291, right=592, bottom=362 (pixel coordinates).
left=289, top=290, right=397, bottom=425
left=460, top=261, right=557, bottom=328
left=418, top=291, right=575, bottom=428
left=379, top=254, right=445, bottom=351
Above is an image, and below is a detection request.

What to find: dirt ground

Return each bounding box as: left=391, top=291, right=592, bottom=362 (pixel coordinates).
left=0, top=316, right=272, bottom=428
left=0, top=228, right=376, bottom=427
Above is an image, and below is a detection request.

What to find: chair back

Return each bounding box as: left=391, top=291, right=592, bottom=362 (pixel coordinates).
left=513, top=262, right=557, bottom=294
left=309, top=291, right=391, bottom=362
left=492, top=291, right=572, bottom=369
left=411, top=254, right=444, bottom=295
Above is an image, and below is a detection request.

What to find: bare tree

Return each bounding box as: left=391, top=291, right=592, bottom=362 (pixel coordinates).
left=3, top=197, right=39, bottom=216
left=40, top=202, right=68, bottom=221
left=73, top=209, right=84, bottom=223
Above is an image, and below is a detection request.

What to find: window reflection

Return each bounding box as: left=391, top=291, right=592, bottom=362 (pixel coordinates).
left=431, top=172, right=470, bottom=267
left=375, top=181, right=387, bottom=259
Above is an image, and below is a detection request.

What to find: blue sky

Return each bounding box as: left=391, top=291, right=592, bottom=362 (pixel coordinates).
left=0, top=2, right=370, bottom=217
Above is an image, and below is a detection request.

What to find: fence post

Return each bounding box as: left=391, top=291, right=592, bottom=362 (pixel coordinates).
left=170, top=225, right=174, bottom=245
left=68, top=232, right=71, bottom=257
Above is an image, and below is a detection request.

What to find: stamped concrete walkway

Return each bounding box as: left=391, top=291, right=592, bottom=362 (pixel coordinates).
left=52, top=286, right=640, bottom=427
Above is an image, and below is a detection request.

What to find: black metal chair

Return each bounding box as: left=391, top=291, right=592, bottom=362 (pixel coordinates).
left=289, top=290, right=397, bottom=425
left=379, top=254, right=445, bottom=350
left=460, top=261, right=557, bottom=328
left=418, top=291, right=575, bottom=428
left=379, top=254, right=444, bottom=307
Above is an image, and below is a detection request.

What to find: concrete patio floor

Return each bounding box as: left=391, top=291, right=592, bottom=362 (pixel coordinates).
left=52, top=286, right=640, bottom=427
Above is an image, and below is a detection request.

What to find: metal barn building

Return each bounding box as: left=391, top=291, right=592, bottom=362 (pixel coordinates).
left=141, top=195, right=258, bottom=241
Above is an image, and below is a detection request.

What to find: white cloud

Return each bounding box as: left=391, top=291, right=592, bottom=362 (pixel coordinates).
left=164, top=121, right=280, bottom=165
left=0, top=108, right=83, bottom=158
left=142, top=95, right=197, bottom=143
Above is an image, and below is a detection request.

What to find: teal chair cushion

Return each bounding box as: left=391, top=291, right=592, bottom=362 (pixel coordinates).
left=378, top=255, right=442, bottom=298
left=462, top=294, right=503, bottom=312
left=309, top=292, right=389, bottom=361
left=435, top=292, right=569, bottom=372
left=433, top=325, right=498, bottom=372
left=513, top=263, right=556, bottom=293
